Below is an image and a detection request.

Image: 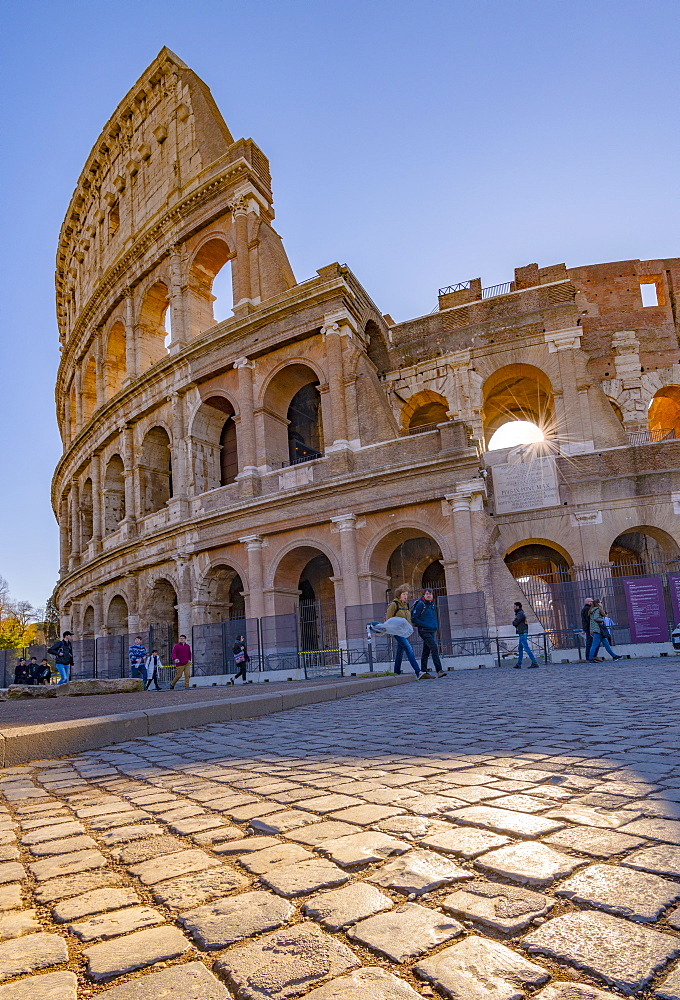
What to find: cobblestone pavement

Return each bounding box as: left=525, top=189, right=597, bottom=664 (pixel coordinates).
left=0, top=659, right=678, bottom=999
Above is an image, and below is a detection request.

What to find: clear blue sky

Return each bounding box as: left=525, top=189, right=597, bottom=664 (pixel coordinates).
left=1, top=0, right=679, bottom=609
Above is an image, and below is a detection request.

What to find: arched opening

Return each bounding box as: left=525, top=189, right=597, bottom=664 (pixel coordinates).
left=107, top=595, right=129, bottom=634
left=401, top=390, right=449, bottom=435
left=386, top=535, right=447, bottom=600
left=147, top=578, right=179, bottom=640
left=608, top=398, right=624, bottom=425
left=103, top=455, right=126, bottom=534
left=81, top=478, right=93, bottom=544
left=483, top=365, right=553, bottom=451
left=82, top=606, right=95, bottom=638
left=263, top=364, right=324, bottom=468
left=138, top=281, right=169, bottom=372
left=200, top=565, right=245, bottom=622
left=140, top=427, right=172, bottom=515
left=648, top=387, right=680, bottom=440
left=82, top=357, right=97, bottom=424
left=105, top=321, right=127, bottom=399
left=191, top=396, right=238, bottom=494
left=272, top=545, right=338, bottom=653
left=609, top=527, right=680, bottom=576
left=504, top=542, right=572, bottom=630
left=364, top=320, right=390, bottom=376
left=69, top=383, right=77, bottom=439
left=188, top=238, right=233, bottom=338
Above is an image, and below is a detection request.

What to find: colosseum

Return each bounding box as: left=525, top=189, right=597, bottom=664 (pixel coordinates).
left=53, top=48, right=680, bottom=676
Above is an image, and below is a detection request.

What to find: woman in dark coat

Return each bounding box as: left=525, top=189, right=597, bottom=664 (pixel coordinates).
left=231, top=634, right=250, bottom=684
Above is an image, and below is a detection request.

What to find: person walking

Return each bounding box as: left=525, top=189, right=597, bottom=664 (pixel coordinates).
left=128, top=636, right=148, bottom=687
left=580, top=597, right=597, bottom=661
left=231, top=634, right=249, bottom=684
left=385, top=587, right=432, bottom=679
left=587, top=600, right=623, bottom=662
left=411, top=588, right=447, bottom=678
left=170, top=635, right=192, bottom=689
left=48, top=631, right=74, bottom=684
left=35, top=658, right=52, bottom=685
left=144, top=648, right=163, bottom=690
left=13, top=658, right=31, bottom=685
left=512, top=602, right=539, bottom=668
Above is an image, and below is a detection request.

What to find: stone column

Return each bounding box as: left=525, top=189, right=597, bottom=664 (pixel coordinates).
left=91, top=588, right=103, bottom=638
left=239, top=534, right=265, bottom=620
left=69, top=480, right=81, bottom=570
left=175, top=558, right=193, bottom=640
left=169, top=246, right=187, bottom=348
left=322, top=320, right=350, bottom=449
left=95, top=328, right=106, bottom=409
left=74, top=374, right=83, bottom=433
left=169, top=392, right=189, bottom=512
left=545, top=327, right=593, bottom=453
left=231, top=195, right=253, bottom=313
left=234, top=357, right=258, bottom=479
left=90, top=453, right=102, bottom=553
left=124, top=289, right=137, bottom=383
left=445, top=480, right=487, bottom=595
left=122, top=424, right=138, bottom=535
left=126, top=575, right=140, bottom=635
left=331, top=514, right=361, bottom=609
left=59, top=496, right=69, bottom=576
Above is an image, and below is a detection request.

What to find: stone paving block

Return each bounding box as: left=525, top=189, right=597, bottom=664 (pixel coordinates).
left=420, top=825, right=512, bottom=858
left=0, top=932, right=68, bottom=982
left=619, top=818, right=680, bottom=844
left=168, top=814, right=223, bottom=835
left=319, top=830, right=410, bottom=867
left=179, top=889, right=294, bottom=947
left=556, top=863, right=680, bottom=922
left=415, top=933, right=549, bottom=999
left=214, top=921, right=359, bottom=1000
left=262, top=857, right=349, bottom=897
left=0, top=909, right=40, bottom=939
left=28, top=833, right=98, bottom=856
left=655, top=962, right=680, bottom=1000
left=212, top=835, right=282, bottom=855
left=228, top=802, right=286, bottom=823
left=376, top=815, right=432, bottom=838
left=0, top=970, right=78, bottom=1000
left=667, top=905, right=680, bottom=930
left=29, top=848, right=107, bottom=881
left=89, top=810, right=152, bottom=829
left=239, top=843, right=314, bottom=874
left=303, top=882, right=393, bottom=930
left=302, top=966, right=423, bottom=998
left=622, top=844, right=680, bottom=877
left=156, top=804, right=206, bottom=821
left=349, top=902, right=463, bottom=961
left=33, top=870, right=121, bottom=904
left=546, top=805, right=641, bottom=829
left=542, top=827, right=647, bottom=859
left=442, top=878, right=554, bottom=933
left=368, top=849, right=473, bottom=895
left=111, top=834, right=186, bottom=865
left=194, top=825, right=243, bottom=846
left=70, top=904, right=165, bottom=941
left=328, top=804, right=405, bottom=826
left=21, top=821, right=84, bottom=844
left=447, top=785, right=504, bottom=803
left=250, top=809, right=321, bottom=834
left=300, top=793, right=365, bottom=813
left=83, top=924, right=190, bottom=981
left=129, top=848, right=220, bottom=884
left=396, top=794, right=465, bottom=815
left=533, top=985, right=619, bottom=1000
left=0, top=849, right=18, bottom=862
left=522, top=910, right=680, bottom=993
left=150, top=864, right=249, bottom=910
left=52, top=887, right=140, bottom=922
left=100, top=823, right=165, bottom=846
left=476, top=841, right=583, bottom=887
left=449, top=805, right=564, bottom=838
left=0, top=862, right=24, bottom=884
left=93, top=961, right=231, bottom=999
left=286, top=820, right=357, bottom=845
left=489, top=793, right=555, bottom=813
left=76, top=801, right=130, bottom=818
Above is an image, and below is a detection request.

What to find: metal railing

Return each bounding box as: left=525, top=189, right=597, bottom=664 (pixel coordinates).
left=438, top=281, right=471, bottom=295
left=627, top=427, right=676, bottom=447
left=482, top=281, right=512, bottom=299
left=407, top=422, right=439, bottom=435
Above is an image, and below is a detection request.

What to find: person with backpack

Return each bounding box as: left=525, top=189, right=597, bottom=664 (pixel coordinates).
left=385, top=587, right=432, bottom=679
left=128, top=636, right=148, bottom=687
left=144, top=648, right=163, bottom=690
left=231, top=634, right=249, bottom=684
left=512, top=603, right=539, bottom=668
left=411, top=588, right=447, bottom=678
left=587, top=599, right=623, bottom=662
left=48, top=631, right=74, bottom=684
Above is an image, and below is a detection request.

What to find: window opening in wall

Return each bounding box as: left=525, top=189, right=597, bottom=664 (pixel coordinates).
left=220, top=416, right=238, bottom=485
left=211, top=260, right=233, bottom=322
left=287, top=382, right=323, bottom=464
left=109, top=201, right=119, bottom=238
left=164, top=303, right=172, bottom=350
left=640, top=282, right=659, bottom=307
left=488, top=420, right=544, bottom=450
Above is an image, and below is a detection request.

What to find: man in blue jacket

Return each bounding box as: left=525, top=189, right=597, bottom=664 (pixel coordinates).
left=411, top=589, right=447, bottom=678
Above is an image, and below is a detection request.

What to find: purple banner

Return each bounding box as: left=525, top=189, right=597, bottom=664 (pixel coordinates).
left=623, top=578, right=668, bottom=643
left=668, top=574, right=680, bottom=625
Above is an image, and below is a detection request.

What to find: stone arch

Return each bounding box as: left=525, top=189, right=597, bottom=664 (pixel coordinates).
left=607, top=397, right=624, bottom=424
left=103, top=454, right=126, bottom=534
left=81, top=478, right=93, bottom=544
left=648, top=386, right=680, bottom=439
left=105, top=320, right=127, bottom=399
left=482, top=363, right=554, bottom=448
left=364, top=319, right=390, bottom=376
left=140, top=426, right=173, bottom=514
left=271, top=542, right=340, bottom=649
left=146, top=578, right=178, bottom=634
left=609, top=526, right=680, bottom=575
left=401, top=389, right=450, bottom=433
left=367, top=525, right=450, bottom=602
left=198, top=564, right=246, bottom=622
left=261, top=362, right=325, bottom=468
left=82, top=605, right=95, bottom=638
left=503, top=539, right=575, bottom=632
left=187, top=236, right=234, bottom=338
left=82, top=356, right=97, bottom=424
left=107, top=594, right=129, bottom=634
left=137, top=280, right=169, bottom=372
left=190, top=395, right=238, bottom=493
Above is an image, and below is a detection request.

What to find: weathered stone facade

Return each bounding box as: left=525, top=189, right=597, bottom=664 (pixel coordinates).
left=53, top=48, right=680, bottom=641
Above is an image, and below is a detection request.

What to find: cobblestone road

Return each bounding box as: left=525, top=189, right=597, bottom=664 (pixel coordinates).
left=0, top=659, right=678, bottom=998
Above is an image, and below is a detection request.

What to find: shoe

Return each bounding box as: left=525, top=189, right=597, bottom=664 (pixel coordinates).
left=528, top=664, right=539, bottom=669
left=612, top=655, right=623, bottom=661
left=417, top=672, right=434, bottom=680
left=513, top=664, right=521, bottom=669
left=436, top=672, right=447, bottom=678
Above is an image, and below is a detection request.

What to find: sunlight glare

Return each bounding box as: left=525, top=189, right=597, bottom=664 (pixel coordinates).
left=488, top=420, right=544, bottom=451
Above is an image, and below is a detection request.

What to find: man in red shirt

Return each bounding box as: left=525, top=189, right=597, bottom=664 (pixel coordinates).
left=170, top=635, right=192, bottom=690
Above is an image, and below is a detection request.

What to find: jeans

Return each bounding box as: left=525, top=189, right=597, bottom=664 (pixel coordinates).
left=516, top=633, right=538, bottom=666
left=131, top=664, right=148, bottom=685
left=393, top=636, right=420, bottom=676
left=56, top=663, right=70, bottom=684
left=584, top=632, right=592, bottom=660
left=589, top=633, right=618, bottom=660
left=419, top=630, right=443, bottom=673
left=234, top=662, right=247, bottom=682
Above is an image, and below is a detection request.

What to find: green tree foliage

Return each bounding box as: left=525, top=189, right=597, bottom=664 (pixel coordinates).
left=0, top=575, right=42, bottom=649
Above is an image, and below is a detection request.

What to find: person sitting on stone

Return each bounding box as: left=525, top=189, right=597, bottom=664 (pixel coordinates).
left=35, top=658, right=52, bottom=685
left=13, top=658, right=31, bottom=685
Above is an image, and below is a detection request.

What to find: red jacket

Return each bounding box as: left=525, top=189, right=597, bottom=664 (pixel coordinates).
left=172, top=642, right=192, bottom=665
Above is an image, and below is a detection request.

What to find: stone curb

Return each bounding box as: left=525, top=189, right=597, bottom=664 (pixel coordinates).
left=0, top=674, right=412, bottom=766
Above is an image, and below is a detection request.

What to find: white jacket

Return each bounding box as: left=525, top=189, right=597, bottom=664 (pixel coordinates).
left=145, top=654, right=162, bottom=676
